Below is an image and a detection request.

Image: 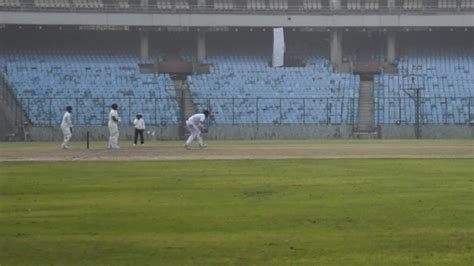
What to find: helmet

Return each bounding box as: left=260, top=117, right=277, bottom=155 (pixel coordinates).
left=203, top=110, right=210, bottom=117
left=66, top=106, right=73, bottom=113
left=111, top=103, right=118, bottom=110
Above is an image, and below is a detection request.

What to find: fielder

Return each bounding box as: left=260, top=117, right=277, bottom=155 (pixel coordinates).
left=184, top=110, right=209, bottom=150
left=108, top=103, right=120, bottom=149
left=60, top=106, right=73, bottom=149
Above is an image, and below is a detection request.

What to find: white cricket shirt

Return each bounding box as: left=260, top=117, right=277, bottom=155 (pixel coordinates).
left=134, top=118, right=146, bottom=130
left=187, top=113, right=205, bottom=125
left=109, top=109, right=119, bottom=125
left=61, top=112, right=72, bottom=128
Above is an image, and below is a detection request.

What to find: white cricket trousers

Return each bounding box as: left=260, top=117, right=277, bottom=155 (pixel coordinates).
left=185, top=123, right=203, bottom=146
left=108, top=123, right=119, bottom=148
left=61, top=126, right=72, bottom=147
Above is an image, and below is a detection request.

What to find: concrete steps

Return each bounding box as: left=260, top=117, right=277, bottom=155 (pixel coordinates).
left=354, top=80, right=378, bottom=139
left=173, top=79, right=197, bottom=120
left=0, top=74, right=31, bottom=141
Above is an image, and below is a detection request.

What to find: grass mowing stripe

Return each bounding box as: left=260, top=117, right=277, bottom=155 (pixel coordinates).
left=1, top=159, right=473, bottom=265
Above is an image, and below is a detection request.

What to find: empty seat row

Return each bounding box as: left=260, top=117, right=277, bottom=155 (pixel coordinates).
left=34, top=0, right=70, bottom=8
left=72, top=0, right=104, bottom=8
left=0, top=50, right=180, bottom=125
left=303, top=0, right=323, bottom=9
left=374, top=45, right=473, bottom=125
left=0, top=0, right=21, bottom=7
left=188, top=52, right=359, bottom=125
left=214, top=0, right=234, bottom=9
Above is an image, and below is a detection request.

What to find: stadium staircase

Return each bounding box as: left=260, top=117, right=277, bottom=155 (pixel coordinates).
left=0, top=73, right=31, bottom=141
left=173, top=79, right=197, bottom=119
left=353, top=80, right=378, bottom=139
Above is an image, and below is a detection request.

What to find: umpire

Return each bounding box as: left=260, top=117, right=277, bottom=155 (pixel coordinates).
left=133, top=113, right=146, bottom=146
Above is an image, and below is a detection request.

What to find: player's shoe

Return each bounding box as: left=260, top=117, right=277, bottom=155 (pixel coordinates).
left=61, top=144, right=69, bottom=150
left=199, top=143, right=207, bottom=150
left=184, top=144, right=191, bottom=150
left=133, top=144, right=136, bottom=146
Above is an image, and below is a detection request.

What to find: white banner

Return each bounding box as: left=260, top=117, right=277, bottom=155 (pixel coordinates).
left=272, top=27, right=285, bottom=67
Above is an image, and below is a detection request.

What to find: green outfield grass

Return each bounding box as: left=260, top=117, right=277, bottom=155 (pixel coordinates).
left=1, top=159, right=473, bottom=265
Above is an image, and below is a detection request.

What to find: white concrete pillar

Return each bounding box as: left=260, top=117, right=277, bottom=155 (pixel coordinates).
left=140, top=31, right=149, bottom=61
left=330, top=29, right=343, bottom=67
left=197, top=31, right=206, bottom=62
left=387, top=30, right=396, bottom=64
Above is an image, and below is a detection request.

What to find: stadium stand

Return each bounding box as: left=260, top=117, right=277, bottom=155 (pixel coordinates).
left=460, top=0, right=474, bottom=8
left=157, top=0, right=173, bottom=9
left=0, top=29, right=472, bottom=127
left=156, top=0, right=173, bottom=9
left=438, top=0, right=457, bottom=9
left=0, top=49, right=179, bottom=125
left=34, top=0, right=71, bottom=8
left=347, top=0, right=362, bottom=10
left=247, top=0, right=267, bottom=10
left=214, top=0, right=234, bottom=10
left=268, top=0, right=288, bottom=10
left=118, top=0, right=130, bottom=9
left=2, top=0, right=474, bottom=11
left=364, top=0, right=379, bottom=10
left=403, top=0, right=423, bottom=9
left=303, top=0, right=323, bottom=10
left=188, top=61, right=359, bottom=124
left=185, top=33, right=359, bottom=125
left=72, top=0, right=104, bottom=9
left=0, top=0, right=21, bottom=7
left=374, top=33, right=474, bottom=125
left=175, top=0, right=190, bottom=9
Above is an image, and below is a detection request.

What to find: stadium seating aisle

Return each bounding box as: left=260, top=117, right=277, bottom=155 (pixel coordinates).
left=0, top=49, right=180, bottom=126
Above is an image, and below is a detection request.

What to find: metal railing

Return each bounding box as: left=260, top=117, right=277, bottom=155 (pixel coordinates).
left=0, top=1, right=472, bottom=15
left=375, top=96, right=474, bottom=125
left=13, top=96, right=358, bottom=127
left=6, top=96, right=474, bottom=127
left=193, top=97, right=358, bottom=126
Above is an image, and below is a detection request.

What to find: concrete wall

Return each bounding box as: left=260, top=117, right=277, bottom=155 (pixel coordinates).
left=27, top=125, right=354, bottom=141
left=1, top=12, right=473, bottom=27
left=11, top=124, right=473, bottom=142
left=205, top=125, right=353, bottom=140
left=29, top=125, right=181, bottom=142
left=23, top=124, right=474, bottom=141
left=379, top=125, right=474, bottom=139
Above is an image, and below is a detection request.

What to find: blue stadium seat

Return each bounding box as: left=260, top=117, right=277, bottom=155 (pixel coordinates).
left=0, top=49, right=179, bottom=125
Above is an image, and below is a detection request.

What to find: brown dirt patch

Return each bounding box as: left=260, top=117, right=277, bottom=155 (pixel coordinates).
left=0, top=141, right=472, bottom=161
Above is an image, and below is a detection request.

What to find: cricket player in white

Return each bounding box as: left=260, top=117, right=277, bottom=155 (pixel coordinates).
left=60, top=106, right=73, bottom=149
left=184, top=110, right=209, bottom=150
left=108, top=103, right=120, bottom=149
